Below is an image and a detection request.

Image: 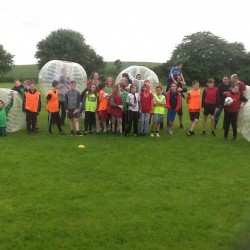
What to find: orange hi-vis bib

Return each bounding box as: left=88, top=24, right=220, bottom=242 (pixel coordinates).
left=25, top=91, right=40, bottom=112
left=46, top=89, right=59, bottom=112
left=187, top=89, right=201, bottom=111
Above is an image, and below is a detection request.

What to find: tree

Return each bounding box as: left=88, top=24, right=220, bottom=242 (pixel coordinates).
left=0, top=44, right=14, bottom=76
left=114, top=59, right=122, bottom=72
left=35, top=29, right=105, bottom=75
left=154, top=31, right=250, bottom=85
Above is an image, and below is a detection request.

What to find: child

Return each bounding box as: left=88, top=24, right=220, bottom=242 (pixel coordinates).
left=108, top=84, right=123, bottom=135
left=139, top=81, right=153, bottom=135
left=105, top=77, right=114, bottom=94
left=12, top=79, right=25, bottom=97
left=166, top=82, right=181, bottom=134
left=151, top=86, right=166, bottom=137
left=82, top=84, right=98, bottom=135
left=65, top=80, right=81, bottom=136
left=0, top=91, right=14, bottom=136
left=22, top=82, right=41, bottom=134
left=97, top=83, right=109, bottom=133
left=201, top=78, right=219, bottom=136
left=186, top=80, right=201, bottom=136
left=46, top=80, right=64, bottom=135
left=120, top=82, right=129, bottom=134
left=23, top=80, right=30, bottom=92
left=125, top=84, right=141, bottom=136
left=223, top=83, right=248, bottom=140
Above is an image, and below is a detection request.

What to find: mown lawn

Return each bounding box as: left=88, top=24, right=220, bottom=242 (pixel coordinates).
left=0, top=83, right=250, bottom=250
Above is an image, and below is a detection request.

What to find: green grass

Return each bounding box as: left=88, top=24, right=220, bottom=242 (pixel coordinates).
left=0, top=83, right=250, bottom=249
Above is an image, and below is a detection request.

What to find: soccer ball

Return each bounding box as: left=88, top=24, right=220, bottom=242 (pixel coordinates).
left=224, top=97, right=233, bottom=106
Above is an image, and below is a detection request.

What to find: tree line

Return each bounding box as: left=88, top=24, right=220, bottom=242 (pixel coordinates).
left=1, top=30, right=250, bottom=85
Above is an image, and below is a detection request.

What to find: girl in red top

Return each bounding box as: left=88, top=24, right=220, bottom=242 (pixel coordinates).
left=139, top=81, right=153, bottom=135
left=108, top=84, right=123, bottom=135
left=223, top=83, right=248, bottom=140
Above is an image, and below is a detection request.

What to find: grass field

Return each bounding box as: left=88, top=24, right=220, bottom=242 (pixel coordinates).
left=1, top=83, right=250, bottom=250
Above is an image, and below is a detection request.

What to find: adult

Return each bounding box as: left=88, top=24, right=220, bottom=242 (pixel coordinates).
left=231, top=74, right=246, bottom=97
left=167, top=62, right=186, bottom=85
left=57, top=68, right=70, bottom=126
left=214, top=76, right=231, bottom=128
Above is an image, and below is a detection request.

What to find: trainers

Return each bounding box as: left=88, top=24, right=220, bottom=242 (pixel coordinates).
left=169, top=130, right=173, bottom=135
left=201, top=131, right=206, bottom=136
left=211, top=131, right=216, bottom=136
left=151, top=132, right=155, bottom=137
left=155, top=132, right=160, bottom=138
left=76, top=131, right=83, bottom=136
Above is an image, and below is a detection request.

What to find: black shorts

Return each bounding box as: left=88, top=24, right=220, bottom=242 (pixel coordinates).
left=177, top=107, right=183, bottom=116
left=204, top=105, right=216, bottom=116
left=189, top=112, right=200, bottom=121
left=67, top=109, right=79, bottom=119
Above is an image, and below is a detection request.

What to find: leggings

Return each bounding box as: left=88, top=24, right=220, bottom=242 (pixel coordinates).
left=84, top=111, right=96, bottom=132
left=223, top=110, right=238, bottom=138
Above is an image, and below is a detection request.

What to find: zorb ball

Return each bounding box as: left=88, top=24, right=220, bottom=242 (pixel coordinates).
left=0, top=88, right=25, bottom=132
left=38, top=60, right=87, bottom=96
left=224, top=97, right=233, bottom=106
left=116, top=65, right=159, bottom=92
left=238, top=86, right=250, bottom=141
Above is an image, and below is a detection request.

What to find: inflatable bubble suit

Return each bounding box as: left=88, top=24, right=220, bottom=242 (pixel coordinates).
left=116, top=66, right=159, bottom=92
left=0, top=88, right=26, bottom=132
left=238, top=85, right=250, bottom=141
left=38, top=60, right=87, bottom=96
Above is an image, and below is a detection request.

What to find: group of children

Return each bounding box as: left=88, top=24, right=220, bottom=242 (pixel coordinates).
left=0, top=73, right=248, bottom=140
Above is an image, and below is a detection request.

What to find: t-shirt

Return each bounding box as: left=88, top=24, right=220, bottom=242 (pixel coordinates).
left=98, top=90, right=108, bottom=111
left=65, top=89, right=81, bottom=109
left=153, top=94, right=166, bottom=114
left=237, top=81, right=246, bottom=95
left=120, top=91, right=129, bottom=111
left=140, top=92, right=153, bottom=113
left=170, top=67, right=182, bottom=76
left=126, top=93, right=140, bottom=112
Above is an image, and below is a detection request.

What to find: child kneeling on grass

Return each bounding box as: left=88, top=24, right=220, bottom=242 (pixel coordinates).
left=0, top=91, right=14, bottom=136
left=151, top=86, right=166, bottom=138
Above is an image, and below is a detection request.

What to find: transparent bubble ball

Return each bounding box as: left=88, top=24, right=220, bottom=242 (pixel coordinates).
left=116, top=65, right=159, bottom=92
left=238, top=85, right=250, bottom=142
left=38, top=60, right=87, bottom=96
left=0, top=88, right=25, bottom=132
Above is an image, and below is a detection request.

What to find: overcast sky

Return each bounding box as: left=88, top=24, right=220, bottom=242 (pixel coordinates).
left=1, top=0, right=250, bottom=65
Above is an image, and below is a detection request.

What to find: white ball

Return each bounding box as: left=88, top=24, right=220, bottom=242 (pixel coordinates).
left=0, top=88, right=26, bottom=132
left=38, top=60, right=87, bottom=96
left=238, top=86, right=250, bottom=142
left=116, top=65, right=159, bottom=92
left=224, top=97, right=233, bottom=106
